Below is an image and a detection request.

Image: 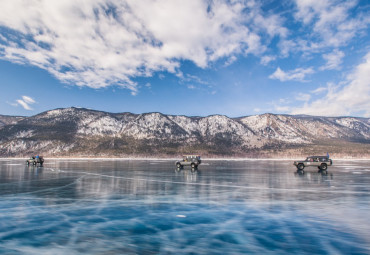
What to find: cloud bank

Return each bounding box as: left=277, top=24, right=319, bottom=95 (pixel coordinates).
left=0, top=0, right=277, bottom=92
left=292, top=51, right=370, bottom=117
left=0, top=0, right=368, bottom=116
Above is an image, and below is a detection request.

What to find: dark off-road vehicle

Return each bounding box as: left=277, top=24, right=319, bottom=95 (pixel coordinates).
left=176, top=155, right=201, bottom=170
left=294, top=155, right=332, bottom=174
left=26, top=156, right=44, bottom=166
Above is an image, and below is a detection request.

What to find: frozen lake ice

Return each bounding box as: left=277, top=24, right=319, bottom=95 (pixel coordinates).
left=0, top=159, right=369, bottom=254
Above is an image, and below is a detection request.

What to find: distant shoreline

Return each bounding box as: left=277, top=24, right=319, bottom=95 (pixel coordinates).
left=1, top=157, right=370, bottom=161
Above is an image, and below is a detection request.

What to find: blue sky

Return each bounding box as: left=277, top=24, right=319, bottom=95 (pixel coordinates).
left=0, top=0, right=369, bottom=117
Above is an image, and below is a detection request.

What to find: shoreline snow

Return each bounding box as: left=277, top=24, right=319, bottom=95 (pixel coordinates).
left=1, top=157, right=370, bottom=161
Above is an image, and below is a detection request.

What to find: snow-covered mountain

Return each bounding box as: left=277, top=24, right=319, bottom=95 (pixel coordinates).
left=0, top=115, right=24, bottom=127
left=0, top=107, right=369, bottom=157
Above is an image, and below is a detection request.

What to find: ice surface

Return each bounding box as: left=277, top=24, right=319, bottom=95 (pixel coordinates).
left=0, top=159, right=369, bottom=254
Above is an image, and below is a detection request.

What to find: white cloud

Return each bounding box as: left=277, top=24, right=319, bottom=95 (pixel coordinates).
left=311, top=86, right=328, bottom=94
left=224, top=55, right=237, bottom=66
left=269, top=67, right=314, bottom=82
left=22, top=95, right=36, bottom=104
left=320, top=49, right=345, bottom=70
left=296, top=93, right=311, bottom=101
left=260, top=55, right=276, bottom=65
left=275, top=105, right=290, bottom=112
left=16, top=99, right=32, bottom=110
left=268, top=97, right=292, bottom=113
left=0, top=0, right=366, bottom=98
left=292, top=51, right=370, bottom=117
left=293, top=0, right=370, bottom=51
left=278, top=39, right=297, bottom=58
left=178, top=73, right=209, bottom=87
left=0, top=0, right=275, bottom=92
left=273, top=0, right=370, bottom=58
left=243, top=0, right=288, bottom=39
left=12, top=95, right=37, bottom=110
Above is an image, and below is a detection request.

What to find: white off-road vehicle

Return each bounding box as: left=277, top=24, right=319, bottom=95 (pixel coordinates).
left=26, top=156, right=44, bottom=166
left=175, top=155, right=201, bottom=170
left=293, top=155, right=332, bottom=174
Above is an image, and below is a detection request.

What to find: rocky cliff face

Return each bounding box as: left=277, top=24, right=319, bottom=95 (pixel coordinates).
left=0, top=107, right=369, bottom=157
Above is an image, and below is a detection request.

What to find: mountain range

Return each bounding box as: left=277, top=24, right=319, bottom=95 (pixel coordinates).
left=0, top=107, right=369, bottom=158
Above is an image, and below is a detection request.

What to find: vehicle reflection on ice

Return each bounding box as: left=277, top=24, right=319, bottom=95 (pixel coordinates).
left=295, top=169, right=334, bottom=178
left=294, top=170, right=334, bottom=187
left=174, top=168, right=199, bottom=182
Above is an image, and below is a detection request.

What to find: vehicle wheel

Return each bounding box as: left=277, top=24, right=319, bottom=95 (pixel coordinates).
left=297, top=169, right=304, bottom=175
left=176, top=163, right=181, bottom=168
left=320, top=164, right=327, bottom=170
left=297, top=164, right=304, bottom=170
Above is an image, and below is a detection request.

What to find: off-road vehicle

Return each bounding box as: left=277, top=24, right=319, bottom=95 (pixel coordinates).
left=26, top=156, right=44, bottom=166
left=293, top=156, right=332, bottom=174
left=175, top=155, right=201, bottom=170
